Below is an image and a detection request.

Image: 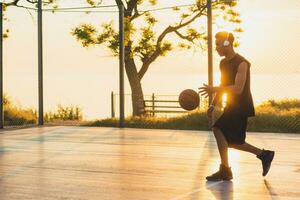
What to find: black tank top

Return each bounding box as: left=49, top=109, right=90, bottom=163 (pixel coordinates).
left=220, top=53, right=255, bottom=117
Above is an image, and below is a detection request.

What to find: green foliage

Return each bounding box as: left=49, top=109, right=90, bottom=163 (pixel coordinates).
left=124, top=16, right=137, bottom=45
left=134, top=26, right=156, bottom=59
left=144, top=12, right=158, bottom=26
left=3, top=94, right=37, bottom=126
left=2, top=94, right=83, bottom=126
left=173, top=6, right=180, bottom=11
left=258, top=99, right=300, bottom=110
left=44, top=104, right=83, bottom=122
left=85, top=99, right=300, bottom=133
left=85, top=0, right=101, bottom=7
left=160, top=41, right=172, bottom=56
left=72, top=24, right=97, bottom=47
left=72, top=21, right=121, bottom=55
left=148, top=0, right=157, bottom=6
left=178, top=42, right=191, bottom=50
left=72, top=0, right=242, bottom=66
left=83, top=111, right=209, bottom=130
left=180, top=13, right=190, bottom=20
left=3, top=0, right=58, bottom=38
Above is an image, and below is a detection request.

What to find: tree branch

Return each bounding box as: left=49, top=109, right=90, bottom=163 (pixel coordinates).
left=4, top=0, right=20, bottom=6
left=138, top=4, right=207, bottom=80
left=25, top=0, right=38, bottom=3
left=174, top=30, right=191, bottom=41
left=127, top=0, right=137, bottom=12
left=115, top=0, right=124, bottom=7
left=175, top=5, right=207, bottom=30
left=130, top=4, right=148, bottom=21
left=5, top=0, right=55, bottom=7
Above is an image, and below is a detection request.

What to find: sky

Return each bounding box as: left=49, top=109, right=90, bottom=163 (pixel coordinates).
left=1, top=0, right=300, bottom=119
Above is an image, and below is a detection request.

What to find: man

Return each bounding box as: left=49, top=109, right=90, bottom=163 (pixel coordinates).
left=199, top=31, right=275, bottom=181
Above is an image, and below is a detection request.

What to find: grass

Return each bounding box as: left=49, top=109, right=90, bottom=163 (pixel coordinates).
left=247, top=99, right=300, bottom=133
left=3, top=94, right=299, bottom=133
left=83, top=111, right=209, bottom=130
left=3, top=94, right=83, bottom=126
left=44, top=104, right=83, bottom=122
left=84, top=99, right=300, bottom=133
left=3, top=95, right=36, bottom=126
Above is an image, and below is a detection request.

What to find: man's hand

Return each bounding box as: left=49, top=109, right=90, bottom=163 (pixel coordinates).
left=207, top=105, right=214, bottom=118
left=198, top=84, right=214, bottom=98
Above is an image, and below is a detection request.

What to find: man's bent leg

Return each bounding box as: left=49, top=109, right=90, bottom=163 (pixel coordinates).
left=206, top=127, right=232, bottom=181
left=230, top=142, right=262, bottom=156
left=231, top=142, right=274, bottom=176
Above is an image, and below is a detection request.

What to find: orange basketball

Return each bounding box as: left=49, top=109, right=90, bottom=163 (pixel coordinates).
left=179, top=89, right=200, bottom=111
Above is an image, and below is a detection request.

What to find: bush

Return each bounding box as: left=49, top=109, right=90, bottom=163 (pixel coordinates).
left=3, top=94, right=83, bottom=126
left=4, top=94, right=37, bottom=126
left=44, top=104, right=83, bottom=122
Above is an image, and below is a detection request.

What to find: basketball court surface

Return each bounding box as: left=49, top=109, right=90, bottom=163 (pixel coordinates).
left=0, top=126, right=299, bottom=200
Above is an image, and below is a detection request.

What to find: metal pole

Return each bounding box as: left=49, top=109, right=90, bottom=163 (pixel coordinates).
left=207, top=0, right=213, bottom=124
left=0, top=3, right=3, bottom=129
left=111, top=91, right=115, bottom=118
left=119, top=4, right=125, bottom=128
left=207, top=0, right=213, bottom=104
left=38, top=0, right=44, bottom=125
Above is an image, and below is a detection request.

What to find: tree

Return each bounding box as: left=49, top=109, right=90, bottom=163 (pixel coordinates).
left=1, top=0, right=58, bottom=38
left=72, top=0, right=242, bottom=116
left=3, top=0, right=242, bottom=117
left=2, top=0, right=57, bottom=9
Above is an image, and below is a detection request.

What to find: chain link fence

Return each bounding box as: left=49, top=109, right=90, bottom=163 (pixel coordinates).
left=2, top=0, right=300, bottom=132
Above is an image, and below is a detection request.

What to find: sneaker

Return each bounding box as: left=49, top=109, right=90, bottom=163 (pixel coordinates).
left=257, top=149, right=275, bottom=176
left=206, top=164, right=233, bottom=181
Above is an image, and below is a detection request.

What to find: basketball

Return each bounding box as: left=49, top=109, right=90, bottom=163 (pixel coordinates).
left=179, top=89, right=200, bottom=111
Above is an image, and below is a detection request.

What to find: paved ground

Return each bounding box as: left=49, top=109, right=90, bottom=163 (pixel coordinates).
left=0, top=126, right=299, bottom=200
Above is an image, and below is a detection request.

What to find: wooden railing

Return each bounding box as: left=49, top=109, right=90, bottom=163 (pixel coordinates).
left=111, top=92, right=206, bottom=117
left=144, top=93, right=187, bottom=116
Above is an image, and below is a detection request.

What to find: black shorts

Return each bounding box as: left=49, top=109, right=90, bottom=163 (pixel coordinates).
left=212, top=110, right=248, bottom=146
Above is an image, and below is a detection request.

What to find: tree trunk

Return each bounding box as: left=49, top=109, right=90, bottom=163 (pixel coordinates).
left=124, top=57, right=145, bottom=116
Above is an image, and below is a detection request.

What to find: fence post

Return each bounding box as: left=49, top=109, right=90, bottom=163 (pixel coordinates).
left=111, top=91, right=115, bottom=118
left=152, top=93, right=155, bottom=117
left=0, top=3, right=3, bottom=129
